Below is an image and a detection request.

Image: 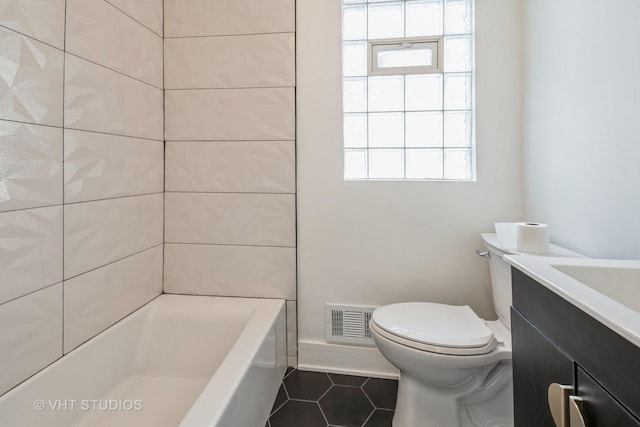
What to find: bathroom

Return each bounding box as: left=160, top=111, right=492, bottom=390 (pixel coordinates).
left=1, top=0, right=639, bottom=426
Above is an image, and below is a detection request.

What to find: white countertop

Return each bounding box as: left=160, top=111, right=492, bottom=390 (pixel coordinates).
left=505, top=255, right=640, bottom=348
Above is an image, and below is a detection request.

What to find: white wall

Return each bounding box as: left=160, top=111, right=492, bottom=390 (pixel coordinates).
left=0, top=0, right=163, bottom=395
left=297, top=0, right=523, bottom=375
left=523, top=0, right=640, bottom=260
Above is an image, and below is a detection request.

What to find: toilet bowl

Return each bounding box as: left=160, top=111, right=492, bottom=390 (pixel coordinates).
left=371, top=303, right=513, bottom=427
left=370, top=233, right=581, bottom=427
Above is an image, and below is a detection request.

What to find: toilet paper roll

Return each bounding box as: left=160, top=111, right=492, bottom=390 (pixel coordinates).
left=494, top=222, right=518, bottom=249
left=516, top=222, right=549, bottom=254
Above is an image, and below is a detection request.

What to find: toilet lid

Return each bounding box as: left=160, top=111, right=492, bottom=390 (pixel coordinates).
left=371, top=302, right=496, bottom=353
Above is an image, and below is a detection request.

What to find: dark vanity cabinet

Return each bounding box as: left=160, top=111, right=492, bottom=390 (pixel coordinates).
left=511, top=268, right=640, bottom=427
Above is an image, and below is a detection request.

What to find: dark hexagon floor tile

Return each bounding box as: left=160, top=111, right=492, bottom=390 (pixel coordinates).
left=270, top=400, right=327, bottom=427
left=284, top=367, right=296, bottom=378
left=284, top=370, right=332, bottom=400
left=319, top=386, right=374, bottom=427
left=363, top=378, right=398, bottom=410
left=328, top=373, right=368, bottom=387
left=270, top=384, right=288, bottom=414
left=364, top=409, right=394, bottom=427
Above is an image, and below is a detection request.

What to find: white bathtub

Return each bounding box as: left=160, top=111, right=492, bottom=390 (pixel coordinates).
left=0, top=294, right=287, bottom=427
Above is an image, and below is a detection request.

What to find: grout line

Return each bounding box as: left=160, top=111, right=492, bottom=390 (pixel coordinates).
left=282, top=397, right=324, bottom=404
left=0, top=203, right=63, bottom=215
left=102, top=0, right=163, bottom=38
left=270, top=399, right=288, bottom=417
left=161, top=0, right=167, bottom=295
left=165, top=138, right=295, bottom=142
left=165, top=139, right=296, bottom=143
left=64, top=126, right=164, bottom=142
left=0, top=281, right=63, bottom=308
left=316, top=399, right=331, bottom=425
left=361, top=381, right=377, bottom=410
left=293, top=0, right=300, bottom=366
left=0, top=118, right=62, bottom=131
left=164, top=242, right=296, bottom=249
left=361, top=409, right=375, bottom=426
left=63, top=291, right=164, bottom=354
left=63, top=191, right=164, bottom=207
left=165, top=30, right=294, bottom=39
left=164, top=190, right=296, bottom=195
left=64, top=127, right=163, bottom=142
left=0, top=118, right=163, bottom=142
left=61, top=0, right=68, bottom=358
left=0, top=24, right=64, bottom=51
left=0, top=352, right=66, bottom=396
left=162, top=292, right=291, bottom=302
left=164, top=85, right=295, bottom=91
left=316, top=382, right=334, bottom=403
left=65, top=51, right=163, bottom=90
left=63, top=243, right=163, bottom=282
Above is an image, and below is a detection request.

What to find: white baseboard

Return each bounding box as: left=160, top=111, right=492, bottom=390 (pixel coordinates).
left=297, top=340, right=399, bottom=379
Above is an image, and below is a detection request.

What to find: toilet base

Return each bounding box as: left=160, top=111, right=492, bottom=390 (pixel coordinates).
left=392, top=361, right=513, bottom=427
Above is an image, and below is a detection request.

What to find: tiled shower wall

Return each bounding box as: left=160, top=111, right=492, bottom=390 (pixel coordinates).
left=163, top=0, right=298, bottom=364
left=0, top=0, right=163, bottom=395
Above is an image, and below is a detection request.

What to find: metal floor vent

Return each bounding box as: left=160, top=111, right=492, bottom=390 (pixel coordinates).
left=326, top=304, right=376, bottom=346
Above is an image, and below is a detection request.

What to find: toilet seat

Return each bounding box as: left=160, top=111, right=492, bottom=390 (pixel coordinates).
left=371, top=302, right=498, bottom=356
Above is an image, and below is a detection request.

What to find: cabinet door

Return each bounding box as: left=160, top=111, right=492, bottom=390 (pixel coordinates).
left=576, top=367, right=640, bottom=427
left=512, top=308, right=574, bottom=427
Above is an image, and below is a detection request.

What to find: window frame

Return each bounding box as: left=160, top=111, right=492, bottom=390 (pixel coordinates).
left=342, top=0, right=476, bottom=182
left=368, top=36, right=443, bottom=76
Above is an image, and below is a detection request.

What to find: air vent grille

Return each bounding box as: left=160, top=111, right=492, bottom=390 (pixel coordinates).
left=364, top=311, right=372, bottom=338
left=326, top=304, right=376, bottom=346
left=331, top=309, right=343, bottom=336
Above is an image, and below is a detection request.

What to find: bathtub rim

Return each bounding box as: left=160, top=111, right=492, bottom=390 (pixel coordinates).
left=178, top=295, right=286, bottom=426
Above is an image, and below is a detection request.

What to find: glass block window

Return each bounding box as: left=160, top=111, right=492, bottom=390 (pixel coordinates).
left=342, top=0, right=475, bottom=181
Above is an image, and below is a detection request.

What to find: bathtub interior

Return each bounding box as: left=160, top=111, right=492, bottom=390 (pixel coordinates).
left=0, top=295, right=286, bottom=427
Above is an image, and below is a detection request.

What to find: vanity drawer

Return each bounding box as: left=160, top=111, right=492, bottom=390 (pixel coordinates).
left=576, top=367, right=640, bottom=426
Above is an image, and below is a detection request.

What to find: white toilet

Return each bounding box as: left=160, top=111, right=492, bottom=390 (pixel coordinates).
left=370, top=233, right=578, bottom=427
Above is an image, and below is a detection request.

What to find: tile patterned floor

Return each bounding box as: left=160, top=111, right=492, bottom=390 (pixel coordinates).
left=266, top=368, right=398, bottom=427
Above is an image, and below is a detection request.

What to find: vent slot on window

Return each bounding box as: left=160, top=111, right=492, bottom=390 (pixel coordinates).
left=368, top=37, right=443, bottom=76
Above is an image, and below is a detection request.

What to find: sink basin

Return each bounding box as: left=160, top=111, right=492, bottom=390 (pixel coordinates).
left=551, top=264, right=640, bottom=313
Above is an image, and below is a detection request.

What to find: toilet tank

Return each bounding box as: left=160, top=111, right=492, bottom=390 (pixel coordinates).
left=480, top=233, right=583, bottom=330
left=481, top=234, right=514, bottom=329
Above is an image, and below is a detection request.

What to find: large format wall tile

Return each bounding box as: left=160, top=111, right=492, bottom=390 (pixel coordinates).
left=64, top=193, right=163, bottom=278
left=64, top=129, right=163, bottom=203
left=164, top=244, right=296, bottom=299
left=64, top=246, right=162, bottom=353
left=165, top=88, right=294, bottom=141
left=66, top=0, right=163, bottom=87
left=0, top=283, right=62, bottom=395
left=165, top=192, right=296, bottom=247
left=64, top=54, right=163, bottom=140
left=166, top=141, right=295, bottom=194
left=0, top=206, right=62, bottom=305
left=0, top=0, right=66, bottom=48
left=105, top=0, right=163, bottom=36
left=165, top=33, right=295, bottom=89
left=164, top=0, right=294, bottom=37
left=0, top=28, right=63, bottom=126
left=0, top=121, right=62, bottom=212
